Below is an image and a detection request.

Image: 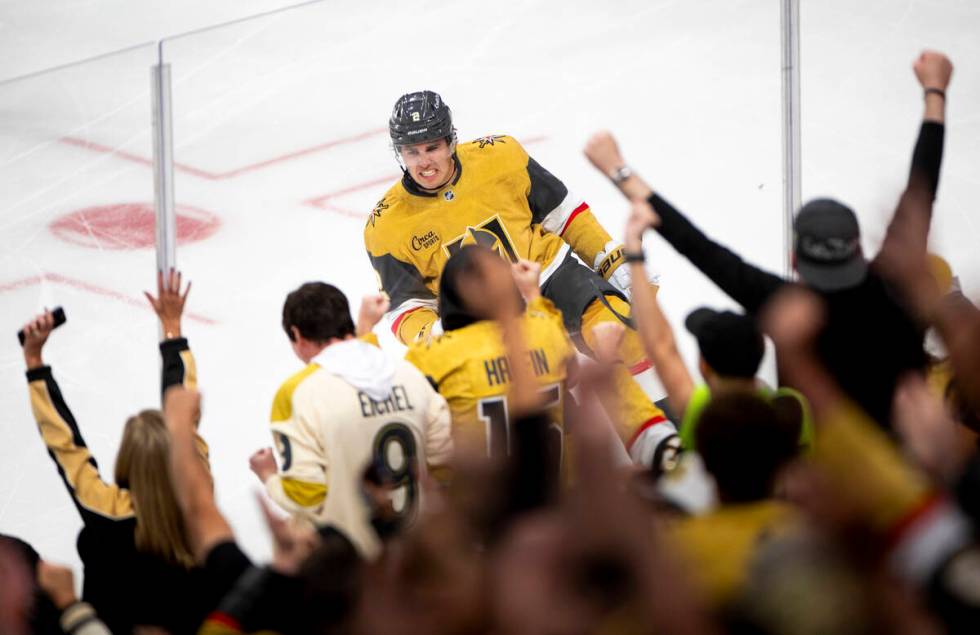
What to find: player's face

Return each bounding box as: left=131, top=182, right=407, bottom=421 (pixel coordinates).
left=399, top=138, right=455, bottom=190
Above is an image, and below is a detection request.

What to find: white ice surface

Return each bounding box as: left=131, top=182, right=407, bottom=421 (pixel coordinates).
left=1, top=0, right=979, bottom=582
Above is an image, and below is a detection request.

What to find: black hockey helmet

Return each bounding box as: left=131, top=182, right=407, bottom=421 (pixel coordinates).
left=389, top=90, right=456, bottom=148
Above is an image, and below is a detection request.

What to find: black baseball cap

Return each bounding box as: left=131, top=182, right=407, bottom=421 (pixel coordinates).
left=793, top=198, right=868, bottom=291
left=685, top=308, right=764, bottom=379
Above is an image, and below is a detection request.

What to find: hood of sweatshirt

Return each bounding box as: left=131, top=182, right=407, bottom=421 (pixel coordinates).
left=313, top=338, right=396, bottom=401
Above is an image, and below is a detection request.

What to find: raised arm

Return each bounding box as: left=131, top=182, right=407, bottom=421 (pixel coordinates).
left=875, top=51, right=951, bottom=267
left=20, top=312, right=134, bottom=524
left=146, top=269, right=211, bottom=477
left=622, top=199, right=696, bottom=416
left=585, top=131, right=785, bottom=314
left=145, top=268, right=197, bottom=396
left=163, top=386, right=233, bottom=562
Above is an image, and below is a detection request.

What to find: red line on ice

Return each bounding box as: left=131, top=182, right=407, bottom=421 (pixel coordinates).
left=59, top=127, right=387, bottom=181
left=303, top=174, right=400, bottom=218
left=0, top=273, right=217, bottom=325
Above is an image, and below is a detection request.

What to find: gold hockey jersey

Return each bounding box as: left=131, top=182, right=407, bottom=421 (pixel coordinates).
left=364, top=134, right=614, bottom=344
left=404, top=297, right=575, bottom=459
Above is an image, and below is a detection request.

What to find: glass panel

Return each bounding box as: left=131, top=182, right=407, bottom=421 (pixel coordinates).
left=0, top=45, right=160, bottom=568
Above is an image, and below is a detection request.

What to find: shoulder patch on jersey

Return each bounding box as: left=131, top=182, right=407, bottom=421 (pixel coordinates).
left=405, top=332, right=460, bottom=381
left=473, top=134, right=507, bottom=149
left=365, top=197, right=391, bottom=229
left=270, top=363, right=320, bottom=423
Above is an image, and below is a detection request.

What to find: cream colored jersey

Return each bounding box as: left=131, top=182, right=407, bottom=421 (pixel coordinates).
left=265, top=358, right=453, bottom=558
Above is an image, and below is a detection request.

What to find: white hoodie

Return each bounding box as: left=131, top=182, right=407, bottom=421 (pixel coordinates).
left=313, top=337, right=396, bottom=401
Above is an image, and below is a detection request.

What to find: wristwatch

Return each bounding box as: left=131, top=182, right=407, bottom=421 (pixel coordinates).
left=610, top=165, right=633, bottom=184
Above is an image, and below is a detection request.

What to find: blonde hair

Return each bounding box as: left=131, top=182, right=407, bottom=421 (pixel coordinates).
left=114, top=410, right=195, bottom=569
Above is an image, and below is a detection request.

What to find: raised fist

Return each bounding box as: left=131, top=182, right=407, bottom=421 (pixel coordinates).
left=761, top=286, right=825, bottom=351
left=249, top=447, right=278, bottom=483
left=624, top=199, right=661, bottom=251
left=913, top=50, right=953, bottom=92
left=357, top=293, right=390, bottom=335
left=511, top=260, right=542, bottom=302
left=584, top=131, right=626, bottom=177
left=37, top=561, right=77, bottom=610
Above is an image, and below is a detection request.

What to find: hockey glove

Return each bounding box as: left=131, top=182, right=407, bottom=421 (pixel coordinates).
left=594, top=240, right=661, bottom=300
left=594, top=241, right=630, bottom=297
left=629, top=425, right=682, bottom=478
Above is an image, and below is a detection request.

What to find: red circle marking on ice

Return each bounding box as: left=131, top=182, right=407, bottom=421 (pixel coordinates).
left=49, top=203, right=221, bottom=250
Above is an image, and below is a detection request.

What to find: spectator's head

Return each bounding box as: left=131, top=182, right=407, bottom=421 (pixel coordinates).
left=282, top=282, right=356, bottom=362
left=114, top=410, right=195, bottom=568
left=439, top=246, right=522, bottom=332
left=297, top=527, right=363, bottom=633
left=696, top=392, right=799, bottom=503
left=793, top=199, right=868, bottom=291
left=685, top=308, right=765, bottom=384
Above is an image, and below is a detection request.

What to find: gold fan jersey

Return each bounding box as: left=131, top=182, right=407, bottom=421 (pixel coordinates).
left=364, top=134, right=615, bottom=345
left=404, top=297, right=575, bottom=459
left=265, top=353, right=453, bottom=558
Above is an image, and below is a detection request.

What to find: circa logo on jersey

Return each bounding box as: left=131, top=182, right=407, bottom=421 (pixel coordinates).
left=476, top=135, right=506, bottom=149
left=444, top=215, right=519, bottom=263
left=411, top=230, right=440, bottom=251
left=443, top=190, right=455, bottom=201
left=366, top=198, right=390, bottom=228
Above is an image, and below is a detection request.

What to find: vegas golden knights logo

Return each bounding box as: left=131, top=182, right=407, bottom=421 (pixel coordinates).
left=444, top=215, right=519, bottom=262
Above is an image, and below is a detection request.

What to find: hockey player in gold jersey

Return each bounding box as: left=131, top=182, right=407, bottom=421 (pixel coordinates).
left=364, top=90, right=676, bottom=467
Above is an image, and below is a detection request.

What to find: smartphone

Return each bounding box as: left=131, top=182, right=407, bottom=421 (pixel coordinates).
left=18, top=307, right=67, bottom=346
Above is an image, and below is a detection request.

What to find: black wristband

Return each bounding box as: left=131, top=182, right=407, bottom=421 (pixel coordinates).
left=924, top=87, right=946, bottom=100
left=624, top=251, right=645, bottom=263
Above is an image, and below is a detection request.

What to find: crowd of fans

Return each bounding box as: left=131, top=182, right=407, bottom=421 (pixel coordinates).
left=4, top=49, right=980, bottom=634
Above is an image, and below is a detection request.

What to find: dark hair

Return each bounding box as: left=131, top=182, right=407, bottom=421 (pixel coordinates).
left=282, top=282, right=355, bottom=343
left=946, top=378, right=980, bottom=435
left=685, top=308, right=765, bottom=379
left=696, top=391, right=800, bottom=503
left=438, top=245, right=523, bottom=332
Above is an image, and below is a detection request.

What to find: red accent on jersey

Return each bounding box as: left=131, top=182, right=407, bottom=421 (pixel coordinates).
left=629, top=359, right=653, bottom=375
left=884, top=493, right=945, bottom=550
left=559, top=202, right=590, bottom=235
left=391, top=306, right=425, bottom=336
left=626, top=414, right=669, bottom=450
left=204, top=612, right=242, bottom=630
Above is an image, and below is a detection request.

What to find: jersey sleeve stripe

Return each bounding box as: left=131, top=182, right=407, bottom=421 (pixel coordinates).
left=391, top=305, right=426, bottom=335
left=626, top=414, right=669, bottom=451
left=539, top=190, right=585, bottom=235
left=559, top=202, right=590, bottom=236
left=629, top=359, right=653, bottom=375
left=281, top=477, right=328, bottom=507
left=27, top=367, right=135, bottom=520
